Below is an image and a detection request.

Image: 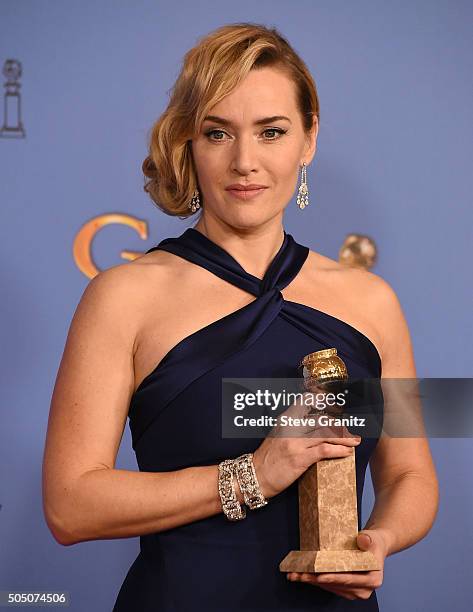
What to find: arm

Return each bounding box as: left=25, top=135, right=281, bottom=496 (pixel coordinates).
left=363, top=277, right=439, bottom=556
left=42, top=265, right=248, bottom=547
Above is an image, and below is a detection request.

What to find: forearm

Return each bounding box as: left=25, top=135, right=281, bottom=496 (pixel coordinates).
left=54, top=464, right=247, bottom=546
left=364, top=472, right=439, bottom=556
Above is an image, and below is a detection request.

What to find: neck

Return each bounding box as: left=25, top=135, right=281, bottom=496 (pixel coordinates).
left=192, top=216, right=285, bottom=280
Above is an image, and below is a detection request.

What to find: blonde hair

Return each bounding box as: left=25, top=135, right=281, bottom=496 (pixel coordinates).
left=142, top=22, right=320, bottom=218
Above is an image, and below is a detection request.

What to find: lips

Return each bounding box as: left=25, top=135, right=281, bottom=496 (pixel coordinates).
left=226, top=186, right=268, bottom=200
left=225, top=184, right=268, bottom=191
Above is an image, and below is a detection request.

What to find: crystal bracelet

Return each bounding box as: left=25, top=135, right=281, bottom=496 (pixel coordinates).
left=234, top=453, right=268, bottom=510
left=218, top=459, right=246, bottom=521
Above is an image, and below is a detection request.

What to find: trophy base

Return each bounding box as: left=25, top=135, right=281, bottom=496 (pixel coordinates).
left=279, top=549, right=381, bottom=573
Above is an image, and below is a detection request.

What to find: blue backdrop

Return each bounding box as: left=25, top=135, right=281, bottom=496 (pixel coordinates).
left=1, top=1, right=472, bottom=610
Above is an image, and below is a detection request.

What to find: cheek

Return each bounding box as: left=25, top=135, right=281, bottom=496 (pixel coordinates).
left=272, top=160, right=299, bottom=192
left=198, top=168, right=222, bottom=194
left=269, top=149, right=300, bottom=178
left=192, top=148, right=222, bottom=182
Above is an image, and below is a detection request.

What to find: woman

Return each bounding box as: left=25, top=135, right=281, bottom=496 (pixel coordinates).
left=42, top=23, right=439, bottom=610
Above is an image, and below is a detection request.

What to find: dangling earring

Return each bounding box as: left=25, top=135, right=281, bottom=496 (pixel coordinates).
left=188, top=188, right=201, bottom=212
left=297, top=162, right=309, bottom=210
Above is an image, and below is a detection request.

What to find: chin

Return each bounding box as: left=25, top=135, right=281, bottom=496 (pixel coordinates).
left=223, top=211, right=278, bottom=232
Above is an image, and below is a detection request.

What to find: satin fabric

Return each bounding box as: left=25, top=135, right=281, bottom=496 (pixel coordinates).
left=113, top=227, right=383, bottom=611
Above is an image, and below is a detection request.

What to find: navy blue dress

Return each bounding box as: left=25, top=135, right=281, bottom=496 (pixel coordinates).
left=113, top=227, right=383, bottom=611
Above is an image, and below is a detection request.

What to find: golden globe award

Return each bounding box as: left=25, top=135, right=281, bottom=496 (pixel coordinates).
left=279, top=348, right=381, bottom=573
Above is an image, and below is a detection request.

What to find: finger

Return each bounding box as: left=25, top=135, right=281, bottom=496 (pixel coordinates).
left=322, top=586, right=372, bottom=601
left=295, top=576, right=373, bottom=601
left=288, top=572, right=378, bottom=600
left=305, top=432, right=362, bottom=447
left=316, top=572, right=382, bottom=591
left=273, top=409, right=325, bottom=438
left=288, top=572, right=355, bottom=596
left=309, top=422, right=361, bottom=440
left=307, top=427, right=361, bottom=442
left=271, top=417, right=321, bottom=439
left=291, top=571, right=374, bottom=588
left=307, top=441, right=357, bottom=461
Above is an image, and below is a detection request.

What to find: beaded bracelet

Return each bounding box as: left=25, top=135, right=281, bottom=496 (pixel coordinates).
left=218, top=459, right=246, bottom=521
left=234, top=453, right=268, bottom=510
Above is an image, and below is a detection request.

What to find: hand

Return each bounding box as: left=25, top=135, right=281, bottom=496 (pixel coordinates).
left=286, top=528, right=391, bottom=601
left=253, top=392, right=361, bottom=500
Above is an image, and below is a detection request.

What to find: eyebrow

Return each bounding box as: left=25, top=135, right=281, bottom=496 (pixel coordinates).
left=203, top=114, right=292, bottom=126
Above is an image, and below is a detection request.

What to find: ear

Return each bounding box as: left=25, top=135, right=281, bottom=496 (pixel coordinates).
left=302, top=114, right=319, bottom=166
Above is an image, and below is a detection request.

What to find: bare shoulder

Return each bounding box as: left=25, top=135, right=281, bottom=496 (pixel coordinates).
left=305, top=247, right=392, bottom=309
left=307, top=247, right=381, bottom=282
left=91, top=249, right=189, bottom=333
left=305, top=249, right=412, bottom=371
left=126, top=247, right=197, bottom=279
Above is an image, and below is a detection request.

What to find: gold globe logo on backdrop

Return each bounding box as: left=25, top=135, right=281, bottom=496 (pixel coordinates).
left=73, top=216, right=378, bottom=279
left=73, top=214, right=148, bottom=279
left=338, top=234, right=378, bottom=270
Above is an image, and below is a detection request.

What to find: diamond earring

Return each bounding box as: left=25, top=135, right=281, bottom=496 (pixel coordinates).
left=188, top=188, right=201, bottom=212
left=297, top=162, right=309, bottom=210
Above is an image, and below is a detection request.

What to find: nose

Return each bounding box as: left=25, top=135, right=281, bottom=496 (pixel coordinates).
left=230, top=133, right=259, bottom=175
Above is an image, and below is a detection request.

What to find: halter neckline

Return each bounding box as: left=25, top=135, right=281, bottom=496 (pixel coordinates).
left=185, top=226, right=287, bottom=283
left=147, top=225, right=310, bottom=298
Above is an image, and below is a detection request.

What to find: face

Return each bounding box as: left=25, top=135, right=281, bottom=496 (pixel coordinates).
left=190, top=66, right=318, bottom=230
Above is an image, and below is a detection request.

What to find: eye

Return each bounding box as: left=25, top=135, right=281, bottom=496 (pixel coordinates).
left=262, top=128, right=287, bottom=140
left=205, top=129, right=229, bottom=141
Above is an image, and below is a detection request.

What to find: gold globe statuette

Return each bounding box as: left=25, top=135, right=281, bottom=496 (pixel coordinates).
left=279, top=348, right=381, bottom=573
